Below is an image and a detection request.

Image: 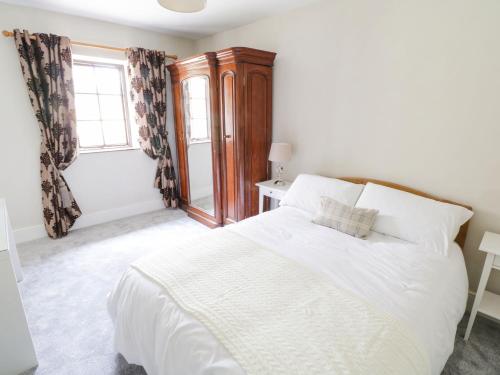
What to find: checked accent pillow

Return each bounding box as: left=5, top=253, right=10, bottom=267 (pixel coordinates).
left=313, top=196, right=378, bottom=238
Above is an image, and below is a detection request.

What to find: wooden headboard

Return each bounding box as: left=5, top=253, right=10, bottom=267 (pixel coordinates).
left=339, top=177, right=473, bottom=249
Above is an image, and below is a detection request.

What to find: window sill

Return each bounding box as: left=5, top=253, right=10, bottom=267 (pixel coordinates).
left=189, top=139, right=211, bottom=145
left=80, top=146, right=141, bottom=154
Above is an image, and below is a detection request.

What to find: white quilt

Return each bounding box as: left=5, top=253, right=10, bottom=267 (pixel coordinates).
left=132, top=230, right=429, bottom=375
left=108, top=206, right=468, bottom=375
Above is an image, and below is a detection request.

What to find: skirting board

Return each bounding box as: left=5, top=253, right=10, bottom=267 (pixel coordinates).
left=13, top=199, right=165, bottom=244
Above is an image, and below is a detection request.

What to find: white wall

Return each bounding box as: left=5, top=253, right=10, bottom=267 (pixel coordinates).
left=195, top=0, right=500, bottom=293
left=0, top=2, right=195, bottom=241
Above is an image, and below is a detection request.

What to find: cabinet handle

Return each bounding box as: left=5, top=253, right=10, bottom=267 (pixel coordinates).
left=225, top=135, right=231, bottom=139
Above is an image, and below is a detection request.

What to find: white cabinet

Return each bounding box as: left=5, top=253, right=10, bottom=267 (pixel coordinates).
left=0, top=199, right=37, bottom=375
left=1, top=200, right=23, bottom=282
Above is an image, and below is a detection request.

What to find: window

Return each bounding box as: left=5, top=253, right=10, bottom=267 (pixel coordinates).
left=182, top=76, right=211, bottom=144
left=73, top=60, right=132, bottom=151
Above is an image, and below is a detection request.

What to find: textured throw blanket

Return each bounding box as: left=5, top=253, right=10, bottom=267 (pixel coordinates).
left=133, top=229, right=430, bottom=375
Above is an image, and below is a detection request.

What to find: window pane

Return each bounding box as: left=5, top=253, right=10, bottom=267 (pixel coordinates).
left=74, top=60, right=131, bottom=150
left=188, top=77, right=207, bottom=98
left=190, top=119, right=209, bottom=140
left=73, top=65, right=97, bottom=93
left=77, top=121, right=104, bottom=147
left=189, top=98, right=207, bottom=119
left=75, top=94, right=100, bottom=120
left=95, top=66, right=122, bottom=94
left=99, top=95, right=124, bottom=120
left=102, top=121, right=127, bottom=145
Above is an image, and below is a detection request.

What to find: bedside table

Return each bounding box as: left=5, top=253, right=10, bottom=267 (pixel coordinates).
left=465, top=231, right=500, bottom=341
left=255, top=180, right=291, bottom=214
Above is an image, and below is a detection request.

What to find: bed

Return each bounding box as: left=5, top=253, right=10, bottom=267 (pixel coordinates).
left=108, top=176, right=472, bottom=375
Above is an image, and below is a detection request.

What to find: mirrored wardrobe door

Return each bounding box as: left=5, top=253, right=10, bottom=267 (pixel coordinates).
left=181, top=76, right=215, bottom=216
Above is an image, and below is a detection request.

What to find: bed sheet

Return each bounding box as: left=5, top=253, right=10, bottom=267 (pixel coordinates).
left=108, top=206, right=468, bottom=375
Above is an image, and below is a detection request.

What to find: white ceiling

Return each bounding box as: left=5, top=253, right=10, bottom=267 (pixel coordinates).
left=3, top=0, right=319, bottom=39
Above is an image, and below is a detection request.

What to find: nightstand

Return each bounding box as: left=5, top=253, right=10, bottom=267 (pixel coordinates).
left=465, top=231, right=500, bottom=341
left=255, top=180, right=291, bottom=214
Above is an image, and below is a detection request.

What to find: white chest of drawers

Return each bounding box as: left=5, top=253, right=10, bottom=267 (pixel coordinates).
left=0, top=199, right=37, bottom=375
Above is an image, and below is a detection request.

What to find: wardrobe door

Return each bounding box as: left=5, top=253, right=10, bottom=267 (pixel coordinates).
left=181, top=76, right=216, bottom=215
left=243, top=63, right=273, bottom=218
left=220, top=70, right=238, bottom=223
left=170, top=63, right=222, bottom=228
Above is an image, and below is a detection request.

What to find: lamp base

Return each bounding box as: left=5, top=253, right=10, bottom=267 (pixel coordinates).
left=273, top=165, right=286, bottom=186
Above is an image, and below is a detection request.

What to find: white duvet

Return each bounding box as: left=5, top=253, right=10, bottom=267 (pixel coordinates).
left=108, top=206, right=468, bottom=375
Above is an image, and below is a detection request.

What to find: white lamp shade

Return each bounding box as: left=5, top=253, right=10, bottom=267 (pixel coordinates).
left=268, top=143, right=292, bottom=163
left=158, top=0, right=206, bottom=13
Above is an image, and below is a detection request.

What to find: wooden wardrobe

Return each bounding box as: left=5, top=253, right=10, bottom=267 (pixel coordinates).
left=168, top=47, right=276, bottom=227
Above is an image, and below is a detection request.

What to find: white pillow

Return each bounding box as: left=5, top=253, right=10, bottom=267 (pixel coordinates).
left=355, top=183, right=473, bottom=255
left=280, top=174, right=364, bottom=214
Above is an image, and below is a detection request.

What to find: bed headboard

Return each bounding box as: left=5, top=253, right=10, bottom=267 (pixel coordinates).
left=339, top=177, right=472, bottom=249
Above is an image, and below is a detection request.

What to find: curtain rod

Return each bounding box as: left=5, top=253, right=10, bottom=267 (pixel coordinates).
left=2, top=30, right=178, bottom=60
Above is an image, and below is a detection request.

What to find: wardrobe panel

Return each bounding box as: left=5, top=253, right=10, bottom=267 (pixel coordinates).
left=221, top=71, right=237, bottom=222
left=244, top=65, right=273, bottom=217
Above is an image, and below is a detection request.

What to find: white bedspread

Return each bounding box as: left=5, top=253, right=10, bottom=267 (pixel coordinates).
left=108, top=206, right=468, bottom=375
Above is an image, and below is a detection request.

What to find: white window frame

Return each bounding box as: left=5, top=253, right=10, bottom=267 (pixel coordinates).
left=73, top=56, right=135, bottom=153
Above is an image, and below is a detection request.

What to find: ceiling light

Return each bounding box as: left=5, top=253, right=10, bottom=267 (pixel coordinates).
left=158, top=0, right=207, bottom=13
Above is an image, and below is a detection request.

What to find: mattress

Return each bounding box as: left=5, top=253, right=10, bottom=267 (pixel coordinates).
left=107, top=206, right=468, bottom=375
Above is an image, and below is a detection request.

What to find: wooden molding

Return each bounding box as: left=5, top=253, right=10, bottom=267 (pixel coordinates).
left=167, top=52, right=217, bottom=80
left=216, top=47, right=277, bottom=67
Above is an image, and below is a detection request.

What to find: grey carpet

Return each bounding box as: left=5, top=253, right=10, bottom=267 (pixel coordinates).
left=443, top=313, right=500, bottom=374
left=16, top=210, right=500, bottom=374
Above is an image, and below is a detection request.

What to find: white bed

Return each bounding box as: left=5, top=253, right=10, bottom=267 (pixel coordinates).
left=108, top=205, right=468, bottom=375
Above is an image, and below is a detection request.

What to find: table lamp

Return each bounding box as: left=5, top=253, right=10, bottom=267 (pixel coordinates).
left=268, top=142, right=292, bottom=185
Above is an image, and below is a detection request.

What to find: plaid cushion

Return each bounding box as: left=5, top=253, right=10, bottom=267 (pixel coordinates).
left=313, top=196, right=378, bottom=238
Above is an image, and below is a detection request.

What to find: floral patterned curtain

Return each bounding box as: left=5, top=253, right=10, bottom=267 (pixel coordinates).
left=14, top=29, right=81, bottom=239
left=126, top=48, right=178, bottom=208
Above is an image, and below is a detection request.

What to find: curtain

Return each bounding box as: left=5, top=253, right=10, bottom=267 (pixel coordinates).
left=126, top=48, right=178, bottom=208
left=14, top=29, right=81, bottom=239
